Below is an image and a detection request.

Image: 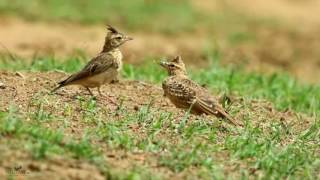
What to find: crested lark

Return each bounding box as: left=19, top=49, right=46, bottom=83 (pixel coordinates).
left=160, top=56, right=240, bottom=126
left=52, top=25, right=132, bottom=97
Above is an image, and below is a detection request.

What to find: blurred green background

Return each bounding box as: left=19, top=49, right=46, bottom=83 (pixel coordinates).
left=1, top=0, right=320, bottom=83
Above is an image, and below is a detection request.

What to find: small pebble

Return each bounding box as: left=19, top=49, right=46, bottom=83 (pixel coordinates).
left=15, top=72, right=25, bottom=79
left=0, top=82, right=5, bottom=89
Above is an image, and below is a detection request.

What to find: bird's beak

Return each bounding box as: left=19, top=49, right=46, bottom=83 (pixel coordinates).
left=159, top=61, right=168, bottom=68
left=125, top=36, right=133, bottom=41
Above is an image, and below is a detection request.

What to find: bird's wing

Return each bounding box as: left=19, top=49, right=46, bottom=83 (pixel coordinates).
left=178, top=78, right=214, bottom=100
left=164, top=77, right=197, bottom=106
left=58, top=53, right=116, bottom=85
left=193, top=98, right=239, bottom=126
left=179, top=79, right=240, bottom=126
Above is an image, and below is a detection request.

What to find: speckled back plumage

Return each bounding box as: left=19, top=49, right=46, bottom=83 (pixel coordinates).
left=161, top=56, right=240, bottom=126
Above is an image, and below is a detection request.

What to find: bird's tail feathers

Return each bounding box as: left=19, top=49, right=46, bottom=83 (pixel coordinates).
left=51, top=85, right=63, bottom=93
left=51, top=79, right=68, bottom=93
left=195, top=99, right=240, bottom=126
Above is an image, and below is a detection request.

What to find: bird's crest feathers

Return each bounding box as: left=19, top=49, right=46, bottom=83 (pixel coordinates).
left=171, top=55, right=184, bottom=65
left=107, top=25, right=118, bottom=33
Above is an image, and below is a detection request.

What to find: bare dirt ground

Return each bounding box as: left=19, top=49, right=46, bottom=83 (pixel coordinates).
left=0, top=71, right=315, bottom=179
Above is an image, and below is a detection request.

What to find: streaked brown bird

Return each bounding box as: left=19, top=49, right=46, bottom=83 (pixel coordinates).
left=52, top=25, right=132, bottom=99
left=159, top=56, right=240, bottom=126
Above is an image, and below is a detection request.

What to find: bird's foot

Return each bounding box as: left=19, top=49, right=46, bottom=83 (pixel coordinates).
left=110, top=79, right=120, bottom=84
left=100, top=93, right=118, bottom=106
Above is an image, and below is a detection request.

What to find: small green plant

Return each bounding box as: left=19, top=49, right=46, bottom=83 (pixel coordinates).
left=65, top=136, right=100, bottom=160
left=0, top=106, right=22, bottom=135
left=159, top=143, right=214, bottom=172
left=224, top=120, right=320, bottom=179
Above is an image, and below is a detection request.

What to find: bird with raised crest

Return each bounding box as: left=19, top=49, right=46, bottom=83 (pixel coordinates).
left=52, top=25, right=133, bottom=101
left=159, top=56, right=240, bottom=126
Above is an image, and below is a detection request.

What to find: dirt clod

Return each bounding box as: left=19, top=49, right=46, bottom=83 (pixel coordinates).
left=0, top=82, right=5, bottom=89
left=15, top=71, right=25, bottom=79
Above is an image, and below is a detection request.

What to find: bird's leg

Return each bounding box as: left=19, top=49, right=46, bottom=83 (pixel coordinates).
left=97, top=87, right=118, bottom=106
left=110, top=78, right=119, bottom=84
left=97, top=87, right=103, bottom=96
left=86, top=87, right=94, bottom=96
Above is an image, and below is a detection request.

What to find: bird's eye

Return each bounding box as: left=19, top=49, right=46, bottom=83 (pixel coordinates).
left=115, top=37, right=122, bottom=40
left=169, top=64, right=175, bottom=68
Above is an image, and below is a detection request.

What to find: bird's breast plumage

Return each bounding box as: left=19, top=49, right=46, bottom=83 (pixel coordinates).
left=95, top=49, right=122, bottom=85
left=111, top=48, right=123, bottom=71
